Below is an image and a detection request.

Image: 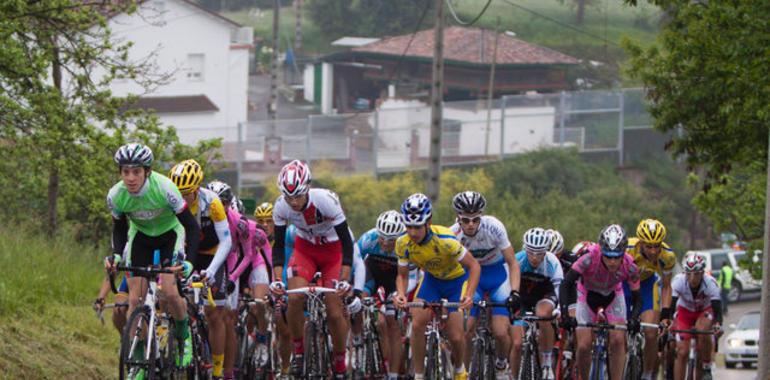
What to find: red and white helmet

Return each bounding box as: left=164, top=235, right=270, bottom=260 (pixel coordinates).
left=277, top=159, right=312, bottom=197
left=683, top=253, right=706, bottom=273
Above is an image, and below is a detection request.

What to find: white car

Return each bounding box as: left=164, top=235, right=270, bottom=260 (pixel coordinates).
left=685, top=249, right=761, bottom=301
left=724, top=310, right=759, bottom=368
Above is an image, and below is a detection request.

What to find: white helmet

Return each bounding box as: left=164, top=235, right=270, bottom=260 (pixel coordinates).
left=683, top=253, right=706, bottom=273
left=114, top=143, right=153, bottom=167
left=546, top=229, right=564, bottom=254
left=598, top=224, right=628, bottom=257
left=523, top=227, right=551, bottom=253
left=277, top=160, right=312, bottom=197
left=376, top=210, right=406, bottom=238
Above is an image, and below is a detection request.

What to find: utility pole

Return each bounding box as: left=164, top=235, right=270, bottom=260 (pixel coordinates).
left=757, top=129, right=770, bottom=380
left=268, top=0, right=280, bottom=126
left=483, top=19, right=500, bottom=158
left=294, top=0, right=302, bottom=53
left=427, top=0, right=445, bottom=202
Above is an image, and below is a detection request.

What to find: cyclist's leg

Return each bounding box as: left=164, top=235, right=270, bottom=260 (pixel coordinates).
left=384, top=311, right=402, bottom=377
left=224, top=279, right=240, bottom=379
left=510, top=325, right=524, bottom=377
left=196, top=253, right=229, bottom=377
left=640, top=275, right=661, bottom=379
left=442, top=273, right=470, bottom=373
left=250, top=265, right=271, bottom=354
left=607, top=330, right=626, bottom=380
left=113, top=277, right=129, bottom=333
left=410, top=272, right=438, bottom=377
left=314, top=241, right=349, bottom=375
left=488, top=264, right=513, bottom=369
left=575, top=289, right=597, bottom=380
left=673, top=306, right=696, bottom=380
left=694, top=310, right=715, bottom=377
left=535, top=299, right=556, bottom=371
left=275, top=299, right=292, bottom=374
left=157, top=227, right=187, bottom=324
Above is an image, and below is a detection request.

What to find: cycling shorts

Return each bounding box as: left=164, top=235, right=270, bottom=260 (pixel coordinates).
left=249, top=264, right=269, bottom=287
left=415, top=271, right=469, bottom=313
left=674, top=306, right=713, bottom=341
left=576, top=288, right=626, bottom=325
left=471, top=263, right=511, bottom=318
left=118, top=276, right=129, bottom=295
left=194, top=254, right=228, bottom=306
left=226, top=278, right=239, bottom=310
left=287, top=238, right=342, bottom=288
left=623, top=273, right=660, bottom=315
left=125, top=225, right=184, bottom=268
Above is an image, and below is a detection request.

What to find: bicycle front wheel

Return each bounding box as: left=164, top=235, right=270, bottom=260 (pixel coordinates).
left=624, top=334, right=643, bottom=380
left=120, top=306, right=158, bottom=380
left=424, top=333, right=440, bottom=380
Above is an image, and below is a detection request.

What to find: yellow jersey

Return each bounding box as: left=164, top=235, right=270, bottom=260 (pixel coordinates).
left=396, top=225, right=467, bottom=280
left=626, top=237, right=676, bottom=282
left=189, top=187, right=228, bottom=255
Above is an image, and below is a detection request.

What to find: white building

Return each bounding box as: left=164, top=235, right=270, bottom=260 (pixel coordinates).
left=106, top=0, right=253, bottom=144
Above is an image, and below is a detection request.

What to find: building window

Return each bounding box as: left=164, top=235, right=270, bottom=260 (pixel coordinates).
left=187, top=53, right=204, bottom=81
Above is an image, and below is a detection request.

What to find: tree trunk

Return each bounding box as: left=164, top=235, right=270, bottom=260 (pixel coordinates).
left=48, top=39, right=63, bottom=235
left=575, top=0, right=586, bottom=25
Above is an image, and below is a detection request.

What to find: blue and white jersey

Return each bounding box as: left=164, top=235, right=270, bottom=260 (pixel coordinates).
left=357, top=229, right=398, bottom=262
left=356, top=228, right=418, bottom=294
left=281, top=225, right=298, bottom=285
left=515, top=250, right=564, bottom=298
left=450, top=216, right=512, bottom=267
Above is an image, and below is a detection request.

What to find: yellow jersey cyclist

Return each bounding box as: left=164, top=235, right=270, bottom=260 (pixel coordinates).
left=105, top=143, right=201, bottom=376
left=393, top=193, right=481, bottom=380
left=168, top=159, right=234, bottom=380
left=450, top=191, right=521, bottom=380
left=623, top=218, right=676, bottom=380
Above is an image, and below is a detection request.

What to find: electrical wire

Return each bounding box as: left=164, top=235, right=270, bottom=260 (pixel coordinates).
left=499, top=0, right=619, bottom=47
left=385, top=0, right=433, bottom=83
left=445, top=0, right=494, bottom=26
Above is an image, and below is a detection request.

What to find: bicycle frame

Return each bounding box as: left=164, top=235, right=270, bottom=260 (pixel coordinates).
left=670, top=328, right=715, bottom=380
left=469, top=300, right=507, bottom=379
left=406, top=300, right=461, bottom=380
left=286, top=286, right=336, bottom=378
left=516, top=312, right=556, bottom=380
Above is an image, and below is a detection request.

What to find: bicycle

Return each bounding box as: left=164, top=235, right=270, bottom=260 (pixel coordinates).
left=467, top=300, right=509, bottom=380
left=515, top=312, right=557, bottom=380
left=669, top=328, right=718, bottom=380
left=235, top=294, right=278, bottom=380
left=181, top=275, right=216, bottom=380
left=624, top=322, right=660, bottom=380
left=574, top=308, right=635, bottom=380
left=94, top=301, right=129, bottom=326
left=554, top=322, right=576, bottom=380
left=350, top=293, right=388, bottom=380
left=285, top=284, right=337, bottom=379
left=405, top=300, right=459, bottom=380
left=109, top=250, right=181, bottom=380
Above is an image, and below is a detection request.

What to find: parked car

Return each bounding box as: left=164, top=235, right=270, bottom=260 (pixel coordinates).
left=684, top=249, right=760, bottom=301
left=724, top=310, right=760, bottom=368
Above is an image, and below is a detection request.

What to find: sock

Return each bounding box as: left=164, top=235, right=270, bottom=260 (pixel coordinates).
left=454, top=364, right=465, bottom=374
left=642, top=371, right=654, bottom=380
left=334, top=351, right=346, bottom=373
left=496, top=357, right=508, bottom=370
left=212, top=353, right=224, bottom=377
left=223, top=370, right=235, bottom=379
left=388, top=373, right=399, bottom=380
left=541, top=351, right=553, bottom=368
left=292, top=338, right=304, bottom=355
left=174, top=317, right=190, bottom=340
left=414, top=374, right=424, bottom=380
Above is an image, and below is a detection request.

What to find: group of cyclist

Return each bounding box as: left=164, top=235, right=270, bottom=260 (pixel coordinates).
left=97, top=143, right=724, bottom=380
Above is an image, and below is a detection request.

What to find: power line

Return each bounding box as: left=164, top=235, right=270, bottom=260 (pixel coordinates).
left=498, top=0, right=620, bottom=47
left=445, top=0, right=493, bottom=26
left=386, top=0, right=433, bottom=83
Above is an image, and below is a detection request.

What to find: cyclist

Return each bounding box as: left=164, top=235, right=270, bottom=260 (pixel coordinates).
left=559, top=224, right=642, bottom=380
left=393, top=193, right=481, bottom=380
left=624, top=218, right=676, bottom=380
left=510, top=227, right=563, bottom=380
left=254, top=201, right=297, bottom=377
left=668, top=253, right=722, bottom=380
left=450, top=191, right=521, bottom=379
left=93, top=275, right=128, bottom=333
left=168, top=159, right=233, bottom=379
left=548, top=229, right=578, bottom=273
left=105, top=143, right=201, bottom=378
left=353, top=210, right=417, bottom=380
left=268, top=160, right=356, bottom=379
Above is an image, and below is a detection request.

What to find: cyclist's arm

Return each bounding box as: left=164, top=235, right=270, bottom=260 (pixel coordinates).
left=502, top=246, right=520, bottom=292
left=459, top=249, right=480, bottom=298
left=333, top=221, right=355, bottom=280
left=228, top=229, right=254, bottom=282
left=711, top=299, right=723, bottom=324
left=204, top=218, right=233, bottom=277
left=111, top=215, right=129, bottom=256
left=97, top=275, right=112, bottom=300
left=176, top=208, right=200, bottom=264
left=352, top=243, right=366, bottom=292
left=662, top=296, right=678, bottom=321
left=560, top=268, right=580, bottom=312
left=396, top=264, right=410, bottom=298
left=660, top=272, right=673, bottom=309
left=272, top=224, right=287, bottom=281
left=630, top=289, right=643, bottom=321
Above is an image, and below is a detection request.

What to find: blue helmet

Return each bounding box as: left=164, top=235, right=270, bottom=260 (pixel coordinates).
left=400, top=193, right=432, bottom=226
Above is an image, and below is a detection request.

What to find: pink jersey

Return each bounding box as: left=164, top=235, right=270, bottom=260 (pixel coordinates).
left=571, top=244, right=640, bottom=297
left=227, top=208, right=272, bottom=282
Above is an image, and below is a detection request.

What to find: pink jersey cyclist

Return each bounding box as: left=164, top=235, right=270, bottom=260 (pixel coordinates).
left=561, top=244, right=640, bottom=324
left=224, top=207, right=272, bottom=309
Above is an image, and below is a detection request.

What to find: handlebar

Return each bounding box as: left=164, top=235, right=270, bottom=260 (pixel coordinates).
left=286, top=286, right=337, bottom=295
left=577, top=322, right=627, bottom=331
left=405, top=300, right=463, bottom=309
left=188, top=281, right=216, bottom=307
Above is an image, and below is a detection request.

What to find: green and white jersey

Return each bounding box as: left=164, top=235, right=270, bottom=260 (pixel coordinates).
left=107, top=171, right=187, bottom=237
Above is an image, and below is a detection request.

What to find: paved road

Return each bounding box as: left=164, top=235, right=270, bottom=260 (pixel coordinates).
left=713, top=294, right=760, bottom=380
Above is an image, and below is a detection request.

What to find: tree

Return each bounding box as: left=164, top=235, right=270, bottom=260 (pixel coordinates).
left=0, top=1, right=220, bottom=238
left=623, top=1, right=770, bottom=182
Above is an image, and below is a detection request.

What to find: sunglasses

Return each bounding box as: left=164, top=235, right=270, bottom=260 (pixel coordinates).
left=526, top=249, right=546, bottom=257
left=643, top=243, right=662, bottom=250
left=459, top=216, right=482, bottom=224
left=603, top=255, right=623, bottom=261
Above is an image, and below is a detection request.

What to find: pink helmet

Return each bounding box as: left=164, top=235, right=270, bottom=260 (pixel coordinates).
left=277, top=160, right=312, bottom=197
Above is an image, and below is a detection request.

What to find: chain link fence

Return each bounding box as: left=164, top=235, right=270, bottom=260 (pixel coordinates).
left=221, top=88, right=660, bottom=190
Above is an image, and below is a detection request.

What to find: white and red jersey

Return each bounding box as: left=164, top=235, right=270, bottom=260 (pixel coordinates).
left=672, top=272, right=721, bottom=312
left=273, top=188, right=346, bottom=245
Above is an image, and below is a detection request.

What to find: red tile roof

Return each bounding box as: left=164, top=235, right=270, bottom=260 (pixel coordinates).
left=124, top=95, right=219, bottom=114
left=352, top=26, right=579, bottom=66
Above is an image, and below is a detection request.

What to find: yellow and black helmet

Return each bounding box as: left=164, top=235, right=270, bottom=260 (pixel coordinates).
left=636, top=218, right=667, bottom=244
left=169, top=159, right=203, bottom=194
left=254, top=202, right=274, bottom=219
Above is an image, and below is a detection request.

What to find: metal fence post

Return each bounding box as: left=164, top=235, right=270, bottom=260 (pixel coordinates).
left=237, top=122, right=243, bottom=193
left=373, top=109, right=380, bottom=178
left=559, top=91, right=566, bottom=147
left=499, top=95, right=506, bottom=159
left=618, top=90, right=625, bottom=166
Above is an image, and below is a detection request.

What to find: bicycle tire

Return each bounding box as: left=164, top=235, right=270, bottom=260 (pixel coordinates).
left=120, top=306, right=156, bottom=380
left=424, top=332, right=440, bottom=380
left=624, top=334, right=643, bottom=380
left=484, top=336, right=496, bottom=380
left=254, top=330, right=274, bottom=380
left=469, top=336, right=485, bottom=379
left=159, top=318, right=179, bottom=380
left=188, top=307, right=212, bottom=380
